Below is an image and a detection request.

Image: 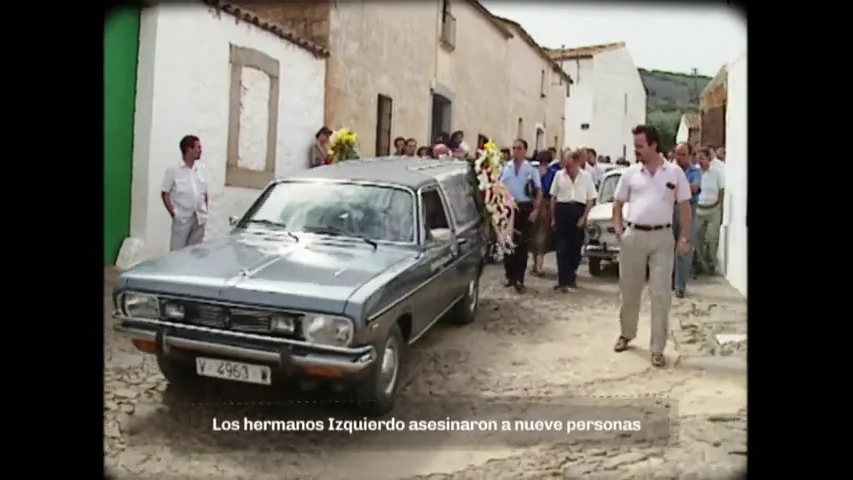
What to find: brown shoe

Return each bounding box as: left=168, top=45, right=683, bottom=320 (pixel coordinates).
left=614, top=336, right=630, bottom=352
left=651, top=353, right=666, bottom=368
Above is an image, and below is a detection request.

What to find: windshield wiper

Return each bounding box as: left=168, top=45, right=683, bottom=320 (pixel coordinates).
left=303, top=226, right=378, bottom=250
left=246, top=219, right=299, bottom=242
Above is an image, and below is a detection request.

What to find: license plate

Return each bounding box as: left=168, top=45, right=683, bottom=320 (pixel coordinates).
left=195, top=357, right=272, bottom=385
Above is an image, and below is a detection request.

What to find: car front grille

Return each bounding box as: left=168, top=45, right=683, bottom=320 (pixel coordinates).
left=190, top=304, right=228, bottom=328
left=165, top=300, right=303, bottom=337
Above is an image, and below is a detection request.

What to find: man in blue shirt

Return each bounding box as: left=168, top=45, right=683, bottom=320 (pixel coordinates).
left=672, top=142, right=702, bottom=297
left=499, top=138, right=542, bottom=292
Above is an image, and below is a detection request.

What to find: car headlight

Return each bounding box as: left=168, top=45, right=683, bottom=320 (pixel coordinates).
left=303, top=315, right=354, bottom=347
left=587, top=223, right=602, bottom=241
left=121, top=293, right=160, bottom=319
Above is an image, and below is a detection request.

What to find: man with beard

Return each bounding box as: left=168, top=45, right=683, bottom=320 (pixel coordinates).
left=612, top=125, right=691, bottom=368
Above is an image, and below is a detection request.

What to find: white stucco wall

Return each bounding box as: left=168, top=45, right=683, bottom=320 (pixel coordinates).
left=559, top=48, right=645, bottom=158
left=560, top=58, right=595, bottom=149
left=590, top=48, right=646, bottom=159
left=125, top=5, right=325, bottom=264
left=675, top=116, right=689, bottom=144
left=722, top=50, right=747, bottom=297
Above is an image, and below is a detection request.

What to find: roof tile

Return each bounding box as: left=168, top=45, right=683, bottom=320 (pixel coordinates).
left=205, top=1, right=330, bottom=58
left=547, top=42, right=625, bottom=61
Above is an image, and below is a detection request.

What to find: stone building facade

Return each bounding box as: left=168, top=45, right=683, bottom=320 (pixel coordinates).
left=237, top=0, right=569, bottom=154
left=699, top=65, right=728, bottom=149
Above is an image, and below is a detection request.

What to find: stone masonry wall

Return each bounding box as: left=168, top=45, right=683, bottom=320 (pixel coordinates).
left=231, top=1, right=331, bottom=46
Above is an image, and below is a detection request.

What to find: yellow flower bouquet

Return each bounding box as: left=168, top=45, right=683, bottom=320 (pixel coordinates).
left=327, top=127, right=359, bottom=163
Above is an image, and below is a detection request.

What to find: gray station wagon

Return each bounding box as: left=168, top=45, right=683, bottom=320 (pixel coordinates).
left=113, top=157, right=487, bottom=416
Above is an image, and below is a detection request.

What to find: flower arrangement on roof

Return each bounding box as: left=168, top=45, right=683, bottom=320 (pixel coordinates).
left=327, top=127, right=359, bottom=164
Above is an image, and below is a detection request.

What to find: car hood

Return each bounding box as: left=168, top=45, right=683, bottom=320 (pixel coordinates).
left=588, top=202, right=630, bottom=223
left=119, top=231, right=414, bottom=314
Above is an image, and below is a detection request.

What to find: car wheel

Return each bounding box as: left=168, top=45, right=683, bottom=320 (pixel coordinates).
left=450, top=274, right=480, bottom=325
left=588, top=258, right=603, bottom=276
left=156, top=355, right=203, bottom=387
left=354, top=323, right=404, bottom=417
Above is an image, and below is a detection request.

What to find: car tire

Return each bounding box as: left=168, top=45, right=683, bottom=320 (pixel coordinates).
left=353, top=323, right=405, bottom=417
left=156, top=355, right=203, bottom=387
left=450, top=274, right=480, bottom=325
left=588, top=258, right=603, bottom=276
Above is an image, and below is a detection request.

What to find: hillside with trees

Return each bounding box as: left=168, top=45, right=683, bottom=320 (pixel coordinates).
left=640, top=68, right=711, bottom=153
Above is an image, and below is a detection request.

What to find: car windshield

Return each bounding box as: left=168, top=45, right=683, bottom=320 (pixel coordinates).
left=597, top=173, right=621, bottom=204
left=243, top=181, right=416, bottom=243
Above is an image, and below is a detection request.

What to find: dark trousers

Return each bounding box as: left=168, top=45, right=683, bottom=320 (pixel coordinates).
left=504, top=202, right=534, bottom=284
left=554, top=202, right=586, bottom=286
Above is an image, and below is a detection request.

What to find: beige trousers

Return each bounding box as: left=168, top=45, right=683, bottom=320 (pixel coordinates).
left=618, top=227, right=674, bottom=354
left=695, top=204, right=723, bottom=272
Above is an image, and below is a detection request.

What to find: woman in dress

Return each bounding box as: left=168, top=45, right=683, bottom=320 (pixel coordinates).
left=529, top=149, right=556, bottom=276
left=310, top=126, right=332, bottom=167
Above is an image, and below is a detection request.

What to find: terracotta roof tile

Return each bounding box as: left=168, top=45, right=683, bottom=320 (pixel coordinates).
left=683, top=112, right=700, bottom=129
left=546, top=42, right=625, bottom=61
left=205, top=1, right=330, bottom=58
left=492, top=16, right=573, bottom=84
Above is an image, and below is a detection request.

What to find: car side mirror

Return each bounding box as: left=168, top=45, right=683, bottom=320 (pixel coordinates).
left=229, top=216, right=239, bottom=227
left=430, top=228, right=453, bottom=243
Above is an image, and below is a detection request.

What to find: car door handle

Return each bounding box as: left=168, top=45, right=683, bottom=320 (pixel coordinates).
left=457, top=237, right=468, bottom=245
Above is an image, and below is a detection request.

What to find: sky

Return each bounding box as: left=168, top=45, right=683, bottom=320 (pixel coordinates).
left=481, top=2, right=746, bottom=77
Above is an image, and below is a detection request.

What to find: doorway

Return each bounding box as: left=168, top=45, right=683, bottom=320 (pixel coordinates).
left=430, top=94, right=452, bottom=143
left=535, top=128, right=545, bottom=151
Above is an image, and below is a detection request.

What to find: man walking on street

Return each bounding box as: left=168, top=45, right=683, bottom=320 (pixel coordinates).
left=612, top=125, right=692, bottom=368
left=672, top=142, right=702, bottom=298
left=694, top=147, right=725, bottom=275
left=162, top=135, right=209, bottom=251
left=550, top=149, right=597, bottom=291
left=584, top=148, right=603, bottom=187
left=499, top=138, right=542, bottom=293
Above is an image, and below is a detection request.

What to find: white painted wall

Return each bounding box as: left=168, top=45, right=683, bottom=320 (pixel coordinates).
left=559, top=49, right=645, bottom=158
left=590, top=47, right=647, bottom=159
left=124, top=5, right=325, bottom=264
left=560, top=58, right=595, bottom=149
left=722, top=50, right=747, bottom=297
left=675, top=116, right=690, bottom=144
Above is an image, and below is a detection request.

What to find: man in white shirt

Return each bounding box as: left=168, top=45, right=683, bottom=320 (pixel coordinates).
left=161, top=135, right=209, bottom=251
left=694, top=146, right=725, bottom=275
left=549, top=149, right=598, bottom=291
left=584, top=147, right=603, bottom=187
left=709, top=145, right=726, bottom=173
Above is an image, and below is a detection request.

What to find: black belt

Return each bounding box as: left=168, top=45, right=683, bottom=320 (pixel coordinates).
left=627, top=222, right=671, bottom=231
left=556, top=201, right=586, bottom=206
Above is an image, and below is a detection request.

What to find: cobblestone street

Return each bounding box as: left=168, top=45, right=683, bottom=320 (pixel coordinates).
left=104, top=259, right=747, bottom=479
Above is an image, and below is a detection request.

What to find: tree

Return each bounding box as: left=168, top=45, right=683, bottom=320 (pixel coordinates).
left=647, top=110, right=680, bottom=153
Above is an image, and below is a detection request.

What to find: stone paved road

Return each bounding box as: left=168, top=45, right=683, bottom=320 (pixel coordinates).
left=104, top=260, right=747, bottom=479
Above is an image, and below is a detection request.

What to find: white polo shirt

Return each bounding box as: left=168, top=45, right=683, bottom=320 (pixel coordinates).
left=550, top=169, right=597, bottom=204
left=584, top=163, right=602, bottom=185
left=697, top=165, right=725, bottom=207
left=161, top=161, right=209, bottom=224
left=710, top=157, right=726, bottom=174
